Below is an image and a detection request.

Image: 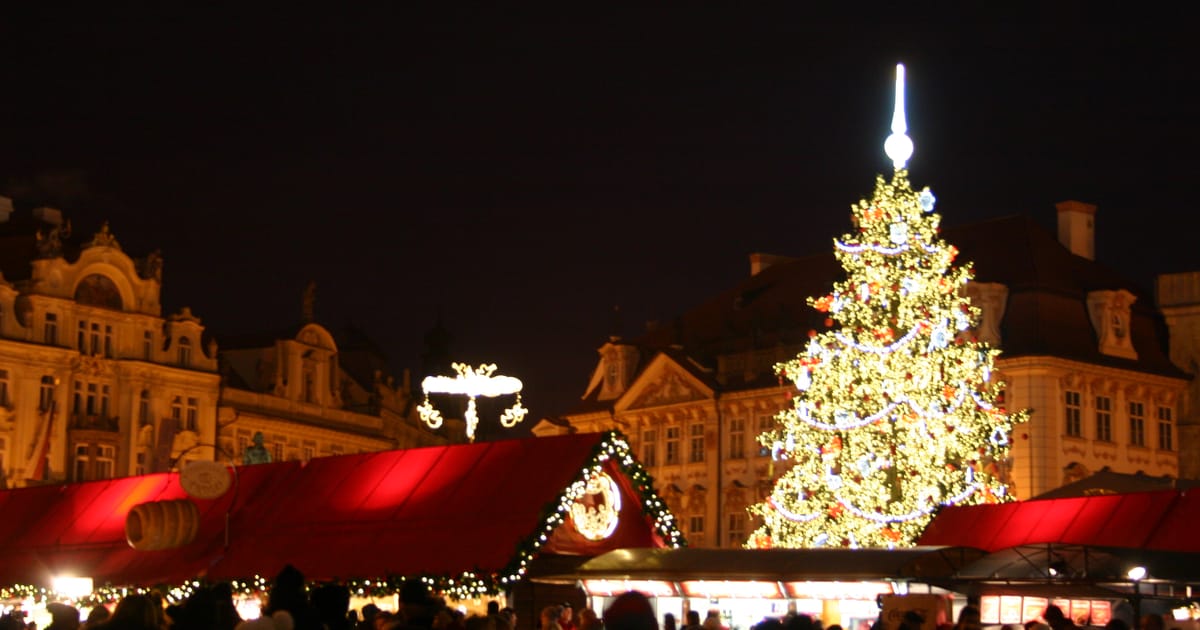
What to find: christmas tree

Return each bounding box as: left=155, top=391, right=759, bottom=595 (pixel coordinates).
left=747, top=64, right=1029, bottom=549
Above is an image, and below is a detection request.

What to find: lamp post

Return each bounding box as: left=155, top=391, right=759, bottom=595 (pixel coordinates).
left=416, top=363, right=528, bottom=442
left=1129, top=565, right=1147, bottom=628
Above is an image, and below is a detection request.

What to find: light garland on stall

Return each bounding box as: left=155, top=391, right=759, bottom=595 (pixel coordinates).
left=747, top=63, right=1029, bottom=549
left=4, top=432, right=683, bottom=607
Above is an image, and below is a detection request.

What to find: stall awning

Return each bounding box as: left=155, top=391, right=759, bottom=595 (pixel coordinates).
left=540, top=546, right=989, bottom=583
left=917, top=490, right=1194, bottom=552
left=0, top=432, right=681, bottom=592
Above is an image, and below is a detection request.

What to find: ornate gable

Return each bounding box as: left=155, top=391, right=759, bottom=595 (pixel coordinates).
left=617, top=354, right=712, bottom=412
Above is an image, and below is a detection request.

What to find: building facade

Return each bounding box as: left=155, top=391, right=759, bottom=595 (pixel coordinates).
left=0, top=198, right=446, bottom=488
left=535, top=201, right=1194, bottom=548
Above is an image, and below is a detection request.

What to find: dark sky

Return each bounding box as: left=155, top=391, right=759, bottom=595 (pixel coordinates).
left=2, top=11, right=1199, bottom=420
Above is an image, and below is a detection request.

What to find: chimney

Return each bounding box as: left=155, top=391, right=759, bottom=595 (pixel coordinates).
left=749, top=252, right=796, bottom=276
left=1056, top=200, right=1096, bottom=260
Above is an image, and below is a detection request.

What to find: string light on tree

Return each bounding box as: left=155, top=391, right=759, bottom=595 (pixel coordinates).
left=748, top=63, right=1029, bottom=549
left=417, top=362, right=528, bottom=442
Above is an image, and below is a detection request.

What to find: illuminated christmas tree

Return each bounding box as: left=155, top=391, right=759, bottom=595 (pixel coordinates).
left=748, top=64, right=1029, bottom=548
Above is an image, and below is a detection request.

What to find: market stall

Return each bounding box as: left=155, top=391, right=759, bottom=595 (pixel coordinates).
left=0, top=431, right=683, bottom=624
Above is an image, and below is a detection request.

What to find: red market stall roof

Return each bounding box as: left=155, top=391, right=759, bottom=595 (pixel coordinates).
left=917, top=490, right=1198, bottom=553
left=917, top=489, right=1200, bottom=589
left=0, top=431, right=682, bottom=596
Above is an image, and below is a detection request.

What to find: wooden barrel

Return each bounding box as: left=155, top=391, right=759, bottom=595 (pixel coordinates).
left=125, top=499, right=200, bottom=551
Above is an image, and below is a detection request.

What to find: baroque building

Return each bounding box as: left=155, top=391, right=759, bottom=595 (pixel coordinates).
left=535, top=201, right=1195, bottom=548
left=0, top=198, right=446, bottom=488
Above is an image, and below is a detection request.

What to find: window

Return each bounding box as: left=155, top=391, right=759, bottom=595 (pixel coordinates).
left=1064, top=390, right=1082, bottom=437
left=1158, top=406, right=1174, bottom=451
left=135, top=452, right=146, bottom=476
left=73, top=381, right=111, bottom=418
left=185, top=397, right=199, bottom=431
left=139, top=390, right=150, bottom=425
left=665, top=426, right=681, bottom=465
left=170, top=396, right=183, bottom=424
left=178, top=337, right=192, bottom=366
left=75, top=444, right=89, bottom=481
left=689, top=423, right=705, bottom=463
left=757, top=415, right=774, bottom=456
left=1095, top=396, right=1112, bottom=442
left=44, top=312, right=58, bottom=345
left=95, top=445, right=115, bottom=478
left=728, top=417, right=745, bottom=459
left=0, top=369, right=9, bottom=407
left=641, top=429, right=657, bottom=467
left=272, top=440, right=284, bottom=463
left=237, top=431, right=251, bottom=457
left=39, top=376, right=56, bottom=411
left=302, top=442, right=316, bottom=461
left=104, top=324, right=113, bottom=358
left=1129, top=401, right=1146, bottom=447
left=688, top=515, right=705, bottom=546
left=728, top=512, right=747, bottom=547
left=143, top=330, right=153, bottom=360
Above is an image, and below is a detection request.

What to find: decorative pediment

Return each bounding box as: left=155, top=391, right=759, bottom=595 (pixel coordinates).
left=1087, top=289, right=1138, bottom=360
left=618, top=354, right=713, bottom=412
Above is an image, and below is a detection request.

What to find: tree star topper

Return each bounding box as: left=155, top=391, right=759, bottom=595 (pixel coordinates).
left=417, top=362, right=528, bottom=442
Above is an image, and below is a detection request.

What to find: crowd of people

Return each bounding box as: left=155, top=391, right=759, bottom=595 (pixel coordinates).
left=0, top=577, right=1181, bottom=630
left=0, top=565, right=518, bottom=630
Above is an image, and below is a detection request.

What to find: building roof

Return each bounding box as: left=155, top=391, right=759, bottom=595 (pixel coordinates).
left=570, top=212, right=1186, bottom=415
left=0, top=432, right=680, bottom=593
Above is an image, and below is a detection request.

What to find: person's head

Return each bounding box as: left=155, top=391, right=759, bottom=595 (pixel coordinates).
left=956, top=606, right=981, bottom=629
left=1043, top=607, right=1064, bottom=624
left=488, top=602, right=501, bottom=617
left=85, top=605, right=111, bottom=627
left=312, top=583, right=352, bottom=630
left=562, top=604, right=575, bottom=624
left=46, top=603, right=79, bottom=629
left=542, top=606, right=564, bottom=629
left=109, top=594, right=162, bottom=630
left=664, top=613, right=677, bottom=630
left=687, top=612, right=701, bottom=627
left=501, top=608, right=518, bottom=630
left=602, top=592, right=657, bottom=630
left=900, top=611, right=925, bottom=630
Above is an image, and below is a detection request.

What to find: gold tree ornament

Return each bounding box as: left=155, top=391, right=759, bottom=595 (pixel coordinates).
left=417, top=363, right=528, bottom=442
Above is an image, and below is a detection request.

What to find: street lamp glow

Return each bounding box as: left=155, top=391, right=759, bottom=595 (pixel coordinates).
left=1128, top=566, right=1147, bottom=581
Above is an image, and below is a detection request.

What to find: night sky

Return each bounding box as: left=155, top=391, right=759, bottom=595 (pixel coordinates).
left=2, top=12, right=1199, bottom=420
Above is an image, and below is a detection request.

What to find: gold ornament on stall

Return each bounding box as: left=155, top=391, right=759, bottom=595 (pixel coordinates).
left=569, top=472, right=621, bottom=541
left=417, top=363, right=528, bottom=442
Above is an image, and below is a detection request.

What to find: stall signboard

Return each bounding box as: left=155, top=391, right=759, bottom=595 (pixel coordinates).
left=979, top=596, right=1114, bottom=626
left=880, top=594, right=949, bottom=630
left=582, top=580, right=677, bottom=598
left=680, top=580, right=784, bottom=599
left=1022, top=597, right=1048, bottom=624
